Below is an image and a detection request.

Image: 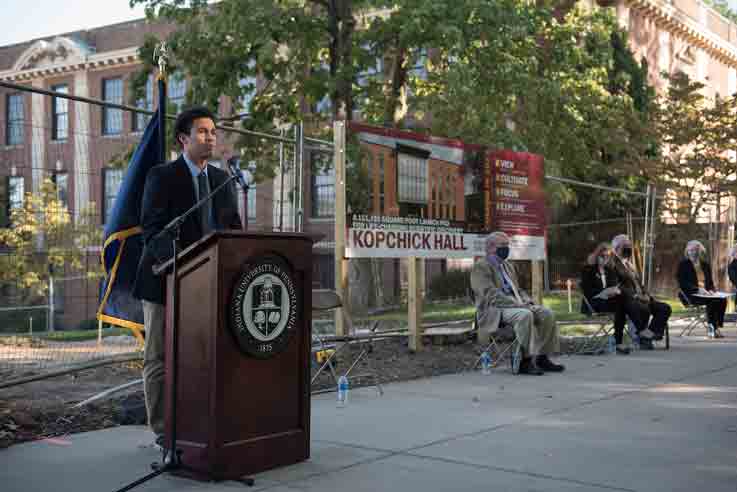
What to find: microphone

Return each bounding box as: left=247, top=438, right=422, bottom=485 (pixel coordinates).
left=227, top=156, right=249, bottom=190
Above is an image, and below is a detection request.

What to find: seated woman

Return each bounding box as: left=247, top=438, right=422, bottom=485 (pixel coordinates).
left=728, top=244, right=737, bottom=291
left=581, top=243, right=634, bottom=354
left=677, top=240, right=726, bottom=338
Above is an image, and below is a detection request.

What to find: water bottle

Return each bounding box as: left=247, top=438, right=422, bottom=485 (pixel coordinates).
left=480, top=351, right=492, bottom=375
left=608, top=335, right=616, bottom=354
left=337, top=375, right=349, bottom=407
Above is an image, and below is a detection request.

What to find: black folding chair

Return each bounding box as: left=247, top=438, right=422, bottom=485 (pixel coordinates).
left=677, top=288, right=709, bottom=337
left=571, top=294, right=616, bottom=355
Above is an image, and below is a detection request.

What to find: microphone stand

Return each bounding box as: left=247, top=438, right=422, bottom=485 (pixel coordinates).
left=114, top=173, right=254, bottom=492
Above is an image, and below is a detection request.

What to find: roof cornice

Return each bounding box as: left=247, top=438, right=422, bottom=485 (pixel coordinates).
left=0, top=46, right=140, bottom=82
left=626, top=0, right=737, bottom=67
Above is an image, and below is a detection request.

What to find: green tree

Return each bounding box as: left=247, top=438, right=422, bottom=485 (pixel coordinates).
left=640, top=71, right=737, bottom=224
left=0, top=179, right=102, bottom=304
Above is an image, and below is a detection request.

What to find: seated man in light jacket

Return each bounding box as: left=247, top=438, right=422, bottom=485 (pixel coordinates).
left=470, top=231, right=564, bottom=375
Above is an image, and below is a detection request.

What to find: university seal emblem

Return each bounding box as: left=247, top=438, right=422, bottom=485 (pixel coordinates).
left=230, top=256, right=298, bottom=358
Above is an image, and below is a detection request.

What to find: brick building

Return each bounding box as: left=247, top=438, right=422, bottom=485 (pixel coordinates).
left=2, top=0, right=737, bottom=328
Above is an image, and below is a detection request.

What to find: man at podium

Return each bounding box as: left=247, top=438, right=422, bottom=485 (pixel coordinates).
left=133, top=106, right=242, bottom=446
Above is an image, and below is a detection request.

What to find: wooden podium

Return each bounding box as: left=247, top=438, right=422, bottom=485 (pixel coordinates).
left=162, top=231, right=313, bottom=481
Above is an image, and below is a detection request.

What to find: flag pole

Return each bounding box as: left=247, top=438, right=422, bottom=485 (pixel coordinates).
left=156, top=41, right=168, bottom=163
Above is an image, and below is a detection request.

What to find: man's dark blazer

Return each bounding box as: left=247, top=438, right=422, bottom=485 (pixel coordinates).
left=133, top=156, right=242, bottom=304
left=676, top=257, right=714, bottom=300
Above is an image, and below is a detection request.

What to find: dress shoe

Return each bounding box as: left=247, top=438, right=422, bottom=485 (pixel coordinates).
left=639, top=338, right=654, bottom=350
left=518, top=357, right=544, bottom=375
left=536, top=355, right=565, bottom=372
left=615, top=345, right=631, bottom=355
left=640, top=328, right=655, bottom=339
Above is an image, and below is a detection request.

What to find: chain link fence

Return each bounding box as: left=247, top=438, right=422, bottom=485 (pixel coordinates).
left=0, top=82, right=326, bottom=382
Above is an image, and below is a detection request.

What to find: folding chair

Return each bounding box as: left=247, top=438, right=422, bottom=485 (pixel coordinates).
left=677, top=288, right=709, bottom=337
left=474, top=319, right=523, bottom=374
left=572, top=295, right=616, bottom=355
left=310, top=289, right=384, bottom=395
left=469, top=288, right=522, bottom=374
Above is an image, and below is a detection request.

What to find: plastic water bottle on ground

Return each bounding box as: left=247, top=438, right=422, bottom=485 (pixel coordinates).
left=337, top=375, right=349, bottom=407
left=480, top=351, right=492, bottom=375
left=608, top=335, right=616, bottom=354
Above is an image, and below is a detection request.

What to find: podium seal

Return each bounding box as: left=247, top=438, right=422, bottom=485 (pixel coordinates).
left=230, top=256, right=298, bottom=358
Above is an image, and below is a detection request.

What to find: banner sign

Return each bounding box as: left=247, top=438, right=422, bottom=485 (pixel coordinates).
left=345, top=215, right=485, bottom=259
left=488, top=150, right=546, bottom=238
left=345, top=122, right=546, bottom=260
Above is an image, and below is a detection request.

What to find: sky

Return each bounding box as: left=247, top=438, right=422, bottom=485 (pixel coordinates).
left=1, top=0, right=147, bottom=47
left=4, top=0, right=737, bottom=47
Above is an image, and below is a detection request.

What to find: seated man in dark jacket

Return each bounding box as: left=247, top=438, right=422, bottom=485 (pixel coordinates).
left=677, top=240, right=726, bottom=338
left=580, top=243, right=642, bottom=354
left=609, top=234, right=671, bottom=350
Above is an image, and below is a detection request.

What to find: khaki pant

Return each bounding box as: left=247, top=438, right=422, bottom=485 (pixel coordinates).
left=142, top=300, right=165, bottom=436
left=499, top=305, right=559, bottom=356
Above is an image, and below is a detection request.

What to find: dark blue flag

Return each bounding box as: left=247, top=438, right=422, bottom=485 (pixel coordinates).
left=97, top=110, right=161, bottom=339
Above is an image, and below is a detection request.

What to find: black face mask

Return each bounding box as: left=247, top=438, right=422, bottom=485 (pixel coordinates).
left=496, top=246, right=510, bottom=260
left=621, top=247, right=632, bottom=259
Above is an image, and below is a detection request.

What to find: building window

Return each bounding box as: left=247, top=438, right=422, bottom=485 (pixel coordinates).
left=169, top=72, right=187, bottom=113
left=51, top=84, right=69, bottom=141
left=238, top=76, right=257, bottom=115
left=103, top=168, right=124, bottom=223
left=133, top=76, right=153, bottom=132
left=6, top=93, right=24, bottom=145
left=410, top=48, right=428, bottom=80
left=314, top=61, right=332, bottom=115
left=247, top=185, right=257, bottom=220
left=311, top=161, right=335, bottom=218
left=355, top=43, right=383, bottom=116
left=0, top=179, right=7, bottom=227
left=102, top=78, right=123, bottom=135
left=52, top=172, right=69, bottom=208
left=238, top=59, right=257, bottom=115
left=397, top=148, right=429, bottom=204
left=8, top=175, right=24, bottom=212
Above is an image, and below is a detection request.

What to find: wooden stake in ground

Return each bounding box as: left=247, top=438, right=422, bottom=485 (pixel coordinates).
left=408, top=257, right=423, bottom=352
left=333, top=120, right=348, bottom=336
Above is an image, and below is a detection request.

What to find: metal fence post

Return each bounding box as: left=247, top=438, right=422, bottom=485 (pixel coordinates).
left=48, top=275, right=55, bottom=332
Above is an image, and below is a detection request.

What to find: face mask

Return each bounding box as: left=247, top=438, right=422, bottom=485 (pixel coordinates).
left=597, top=255, right=608, bottom=266
left=621, top=247, right=632, bottom=259
left=496, top=246, right=510, bottom=260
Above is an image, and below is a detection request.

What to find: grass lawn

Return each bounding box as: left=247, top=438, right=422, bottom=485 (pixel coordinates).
left=359, top=292, right=689, bottom=335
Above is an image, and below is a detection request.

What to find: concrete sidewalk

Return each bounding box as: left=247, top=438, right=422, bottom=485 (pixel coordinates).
left=3, top=332, right=737, bottom=492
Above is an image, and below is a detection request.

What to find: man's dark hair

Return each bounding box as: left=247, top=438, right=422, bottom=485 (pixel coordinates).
left=174, top=106, right=217, bottom=146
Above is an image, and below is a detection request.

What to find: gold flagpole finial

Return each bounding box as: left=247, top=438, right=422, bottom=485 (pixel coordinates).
left=154, top=41, right=169, bottom=81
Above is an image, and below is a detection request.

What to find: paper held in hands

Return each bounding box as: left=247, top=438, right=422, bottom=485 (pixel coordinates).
left=593, top=286, right=620, bottom=300
left=693, top=291, right=733, bottom=299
